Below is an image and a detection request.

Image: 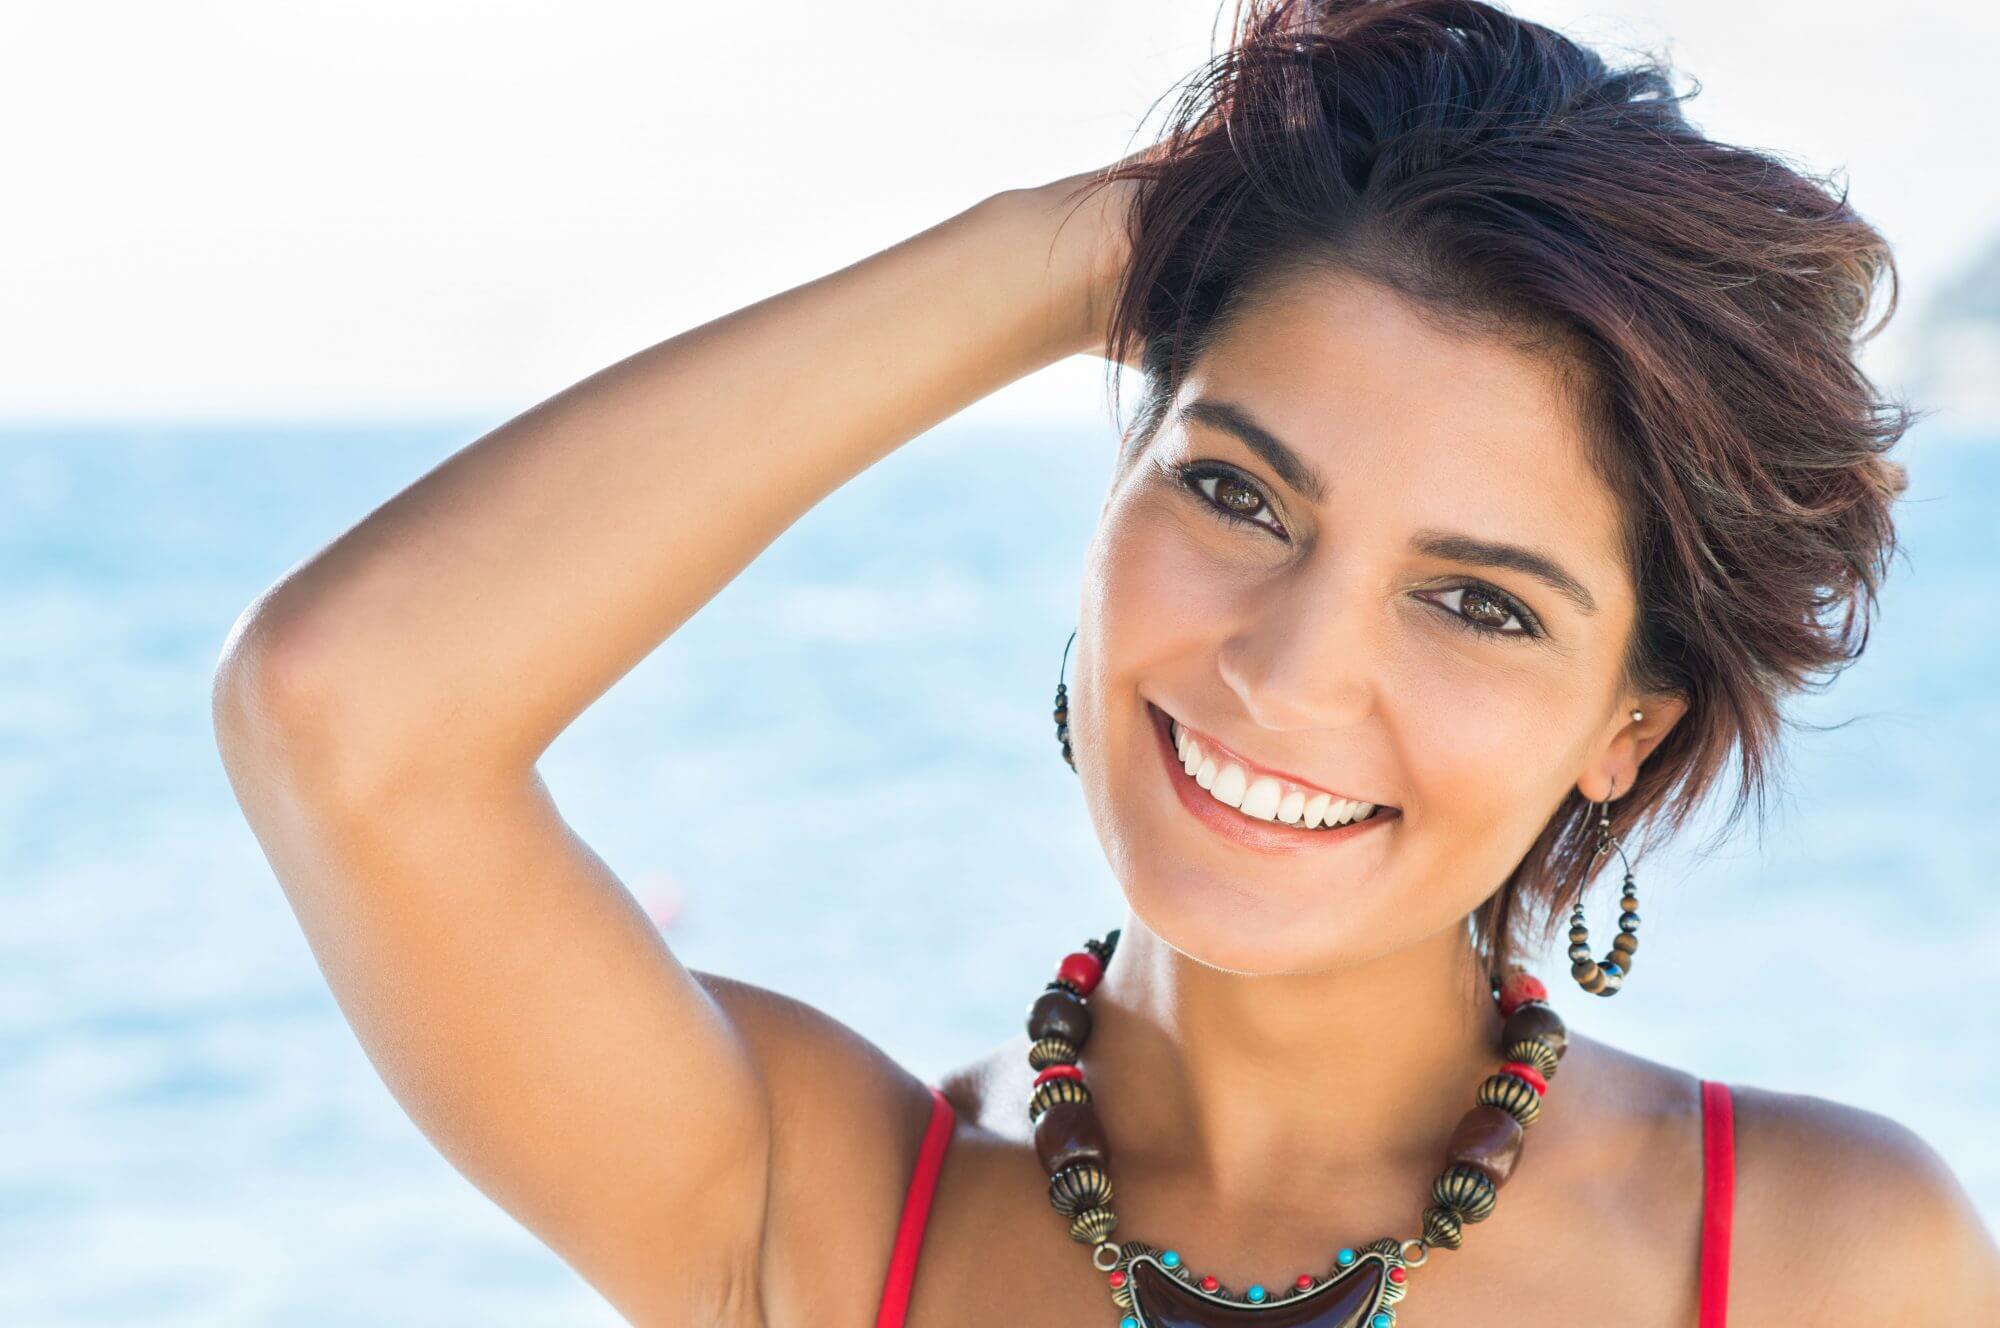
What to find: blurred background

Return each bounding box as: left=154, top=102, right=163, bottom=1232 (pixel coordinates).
left=3, top=1, right=1994, bottom=1321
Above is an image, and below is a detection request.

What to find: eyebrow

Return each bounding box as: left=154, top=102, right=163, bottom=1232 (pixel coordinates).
left=1176, top=396, right=1597, bottom=616
left=1175, top=398, right=1327, bottom=505
left=1415, top=531, right=1599, bottom=615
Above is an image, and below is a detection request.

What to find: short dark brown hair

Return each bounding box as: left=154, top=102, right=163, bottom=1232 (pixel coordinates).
left=1085, top=0, right=1911, bottom=976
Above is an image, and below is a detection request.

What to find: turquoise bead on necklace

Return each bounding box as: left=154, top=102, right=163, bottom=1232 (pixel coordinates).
left=1026, top=930, right=1570, bottom=1326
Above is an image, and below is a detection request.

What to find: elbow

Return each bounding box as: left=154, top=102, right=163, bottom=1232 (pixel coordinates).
left=210, top=599, right=382, bottom=807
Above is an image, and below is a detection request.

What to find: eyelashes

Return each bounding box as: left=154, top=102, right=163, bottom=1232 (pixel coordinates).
left=1172, top=459, right=1288, bottom=538
left=1165, top=458, right=1546, bottom=641
left=1414, top=585, right=1543, bottom=639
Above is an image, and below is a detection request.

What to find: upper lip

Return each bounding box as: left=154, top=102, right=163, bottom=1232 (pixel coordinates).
left=1156, top=702, right=1394, bottom=809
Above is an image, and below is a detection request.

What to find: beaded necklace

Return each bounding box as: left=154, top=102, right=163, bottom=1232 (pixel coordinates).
left=1027, top=929, right=1569, bottom=1328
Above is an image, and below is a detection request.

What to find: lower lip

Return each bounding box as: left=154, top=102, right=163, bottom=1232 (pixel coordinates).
left=1147, top=701, right=1397, bottom=856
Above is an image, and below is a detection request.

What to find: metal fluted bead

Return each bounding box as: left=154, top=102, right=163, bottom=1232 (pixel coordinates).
left=1421, top=1204, right=1464, bottom=1249
left=1069, top=1205, right=1118, bottom=1244
left=1048, top=1160, right=1112, bottom=1216
left=1432, top=1164, right=1499, bottom=1222
left=1028, top=1036, right=1078, bottom=1071
left=1477, top=1072, right=1543, bottom=1127
left=1029, top=1076, right=1090, bottom=1121
left=1506, top=1037, right=1560, bottom=1079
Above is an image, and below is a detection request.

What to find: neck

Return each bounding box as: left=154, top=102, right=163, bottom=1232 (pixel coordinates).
left=1083, top=914, right=1501, bottom=1212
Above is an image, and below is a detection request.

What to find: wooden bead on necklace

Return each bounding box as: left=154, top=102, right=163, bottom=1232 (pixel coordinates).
left=1025, top=932, right=1569, bottom=1327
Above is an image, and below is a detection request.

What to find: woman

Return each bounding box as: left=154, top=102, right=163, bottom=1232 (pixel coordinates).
left=212, top=1, right=1998, bottom=1324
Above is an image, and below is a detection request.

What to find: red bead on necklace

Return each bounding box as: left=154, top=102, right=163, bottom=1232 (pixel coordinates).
left=1025, top=929, right=1570, bottom=1327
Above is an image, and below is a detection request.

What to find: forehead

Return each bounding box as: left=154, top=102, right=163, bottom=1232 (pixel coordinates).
left=1178, top=269, right=1626, bottom=569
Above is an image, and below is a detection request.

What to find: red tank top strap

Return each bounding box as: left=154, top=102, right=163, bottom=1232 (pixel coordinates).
left=877, top=1079, right=1735, bottom=1325
left=874, top=1082, right=955, bottom=1328
left=1698, top=1079, right=1736, bottom=1328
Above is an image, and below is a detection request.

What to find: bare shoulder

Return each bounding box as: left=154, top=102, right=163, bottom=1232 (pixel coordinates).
left=691, top=969, right=945, bottom=1328
left=1728, top=1082, right=2000, bottom=1324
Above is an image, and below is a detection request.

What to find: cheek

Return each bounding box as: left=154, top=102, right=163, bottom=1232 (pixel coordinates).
left=1384, top=637, right=1599, bottom=864
left=1085, top=491, right=1244, bottom=664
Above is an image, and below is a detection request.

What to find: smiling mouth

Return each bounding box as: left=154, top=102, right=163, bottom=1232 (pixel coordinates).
left=1148, top=701, right=1399, bottom=835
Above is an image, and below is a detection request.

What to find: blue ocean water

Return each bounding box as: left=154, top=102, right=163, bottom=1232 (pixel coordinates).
left=1, top=416, right=1994, bottom=1323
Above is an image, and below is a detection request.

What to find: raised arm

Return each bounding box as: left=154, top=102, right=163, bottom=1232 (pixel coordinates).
left=209, top=168, right=1135, bottom=1325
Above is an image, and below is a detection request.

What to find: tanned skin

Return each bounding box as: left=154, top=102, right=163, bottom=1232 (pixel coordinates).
left=213, top=159, right=1999, bottom=1326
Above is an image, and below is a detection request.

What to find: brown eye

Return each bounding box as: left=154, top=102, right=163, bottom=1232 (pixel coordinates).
left=1420, top=584, right=1537, bottom=637
left=1214, top=474, right=1262, bottom=515
left=1460, top=586, right=1514, bottom=628
left=1172, top=461, right=1288, bottom=538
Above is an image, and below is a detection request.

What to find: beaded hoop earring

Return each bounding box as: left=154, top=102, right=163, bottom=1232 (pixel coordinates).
left=1568, top=770, right=1642, bottom=996
left=1054, top=628, right=1077, bottom=773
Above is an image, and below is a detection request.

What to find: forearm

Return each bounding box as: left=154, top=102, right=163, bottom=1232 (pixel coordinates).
left=221, top=184, right=1100, bottom=784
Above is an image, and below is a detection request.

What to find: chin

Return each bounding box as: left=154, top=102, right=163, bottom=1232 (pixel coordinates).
left=1114, top=860, right=1413, bottom=977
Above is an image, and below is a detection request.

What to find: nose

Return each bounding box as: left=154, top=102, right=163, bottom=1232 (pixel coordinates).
left=1214, top=567, right=1379, bottom=733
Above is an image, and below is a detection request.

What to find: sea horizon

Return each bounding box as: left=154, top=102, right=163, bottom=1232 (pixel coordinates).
left=3, top=414, right=1994, bottom=1322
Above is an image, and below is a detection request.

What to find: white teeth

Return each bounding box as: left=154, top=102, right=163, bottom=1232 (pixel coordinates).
left=1210, top=763, right=1248, bottom=808
left=1239, top=776, right=1283, bottom=821
left=1165, top=711, right=1381, bottom=832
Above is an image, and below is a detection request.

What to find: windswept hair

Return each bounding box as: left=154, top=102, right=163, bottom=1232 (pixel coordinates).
left=1078, top=0, right=1911, bottom=976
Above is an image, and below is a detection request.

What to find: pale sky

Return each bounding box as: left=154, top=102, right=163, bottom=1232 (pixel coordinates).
left=5, top=1, right=1993, bottom=423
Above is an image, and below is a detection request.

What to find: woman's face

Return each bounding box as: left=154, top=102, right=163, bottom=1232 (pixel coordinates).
left=1074, top=269, right=1662, bottom=975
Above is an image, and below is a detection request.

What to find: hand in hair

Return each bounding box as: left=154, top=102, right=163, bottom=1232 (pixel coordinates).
left=1019, top=148, right=1156, bottom=370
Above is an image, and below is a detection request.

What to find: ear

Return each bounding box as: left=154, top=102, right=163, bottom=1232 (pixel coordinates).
left=1577, top=693, right=1688, bottom=802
